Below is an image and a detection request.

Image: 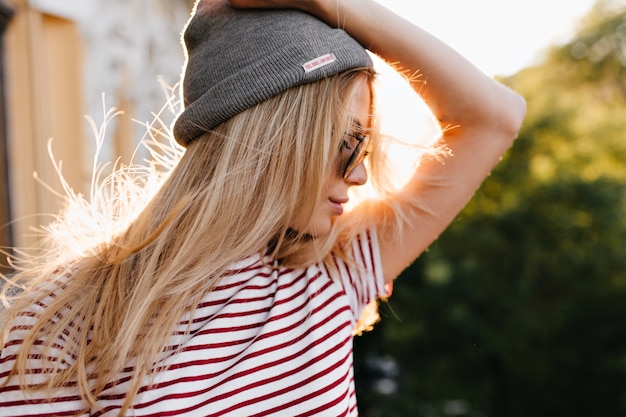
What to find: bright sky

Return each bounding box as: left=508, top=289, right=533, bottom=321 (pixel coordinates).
left=377, top=0, right=600, bottom=77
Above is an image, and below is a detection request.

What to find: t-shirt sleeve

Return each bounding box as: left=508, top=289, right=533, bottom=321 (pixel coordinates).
left=325, top=229, right=389, bottom=326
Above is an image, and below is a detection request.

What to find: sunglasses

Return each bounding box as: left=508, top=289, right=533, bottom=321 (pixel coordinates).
left=339, top=131, right=370, bottom=179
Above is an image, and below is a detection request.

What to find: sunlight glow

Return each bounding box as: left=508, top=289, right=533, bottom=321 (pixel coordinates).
left=37, top=94, right=183, bottom=262
left=376, top=0, right=600, bottom=77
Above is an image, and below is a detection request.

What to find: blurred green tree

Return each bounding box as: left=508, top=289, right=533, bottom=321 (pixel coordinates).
left=355, top=2, right=626, bottom=416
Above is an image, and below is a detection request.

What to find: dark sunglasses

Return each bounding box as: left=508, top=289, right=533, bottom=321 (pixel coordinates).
left=339, top=131, right=370, bottom=179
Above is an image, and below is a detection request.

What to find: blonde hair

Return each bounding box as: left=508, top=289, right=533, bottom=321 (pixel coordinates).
left=1, top=67, right=388, bottom=414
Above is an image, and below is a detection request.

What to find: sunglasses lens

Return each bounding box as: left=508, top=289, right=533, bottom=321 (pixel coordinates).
left=343, top=136, right=369, bottom=178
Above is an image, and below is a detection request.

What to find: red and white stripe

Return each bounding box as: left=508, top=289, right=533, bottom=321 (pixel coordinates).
left=0, top=231, right=386, bottom=416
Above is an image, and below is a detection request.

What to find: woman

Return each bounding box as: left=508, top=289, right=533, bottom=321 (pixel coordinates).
left=0, top=0, right=526, bottom=415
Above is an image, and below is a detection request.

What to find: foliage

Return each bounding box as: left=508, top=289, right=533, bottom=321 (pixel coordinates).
left=354, top=2, right=626, bottom=416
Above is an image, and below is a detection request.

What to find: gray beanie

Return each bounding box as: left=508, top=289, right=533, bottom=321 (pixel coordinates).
left=173, top=0, right=373, bottom=146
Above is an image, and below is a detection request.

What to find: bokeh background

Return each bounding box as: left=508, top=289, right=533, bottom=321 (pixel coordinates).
left=1, top=1, right=625, bottom=415
left=357, top=2, right=626, bottom=415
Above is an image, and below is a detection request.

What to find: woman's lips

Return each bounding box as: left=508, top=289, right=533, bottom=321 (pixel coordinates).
left=330, top=198, right=348, bottom=216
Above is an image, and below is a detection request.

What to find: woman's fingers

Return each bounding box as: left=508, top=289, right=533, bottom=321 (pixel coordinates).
left=228, top=0, right=323, bottom=14
left=228, top=0, right=292, bottom=9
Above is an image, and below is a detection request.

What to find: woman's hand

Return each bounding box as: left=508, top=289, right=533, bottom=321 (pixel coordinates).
left=228, top=0, right=319, bottom=12
left=228, top=0, right=285, bottom=8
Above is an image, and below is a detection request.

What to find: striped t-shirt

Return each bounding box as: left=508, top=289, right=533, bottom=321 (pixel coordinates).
left=0, top=231, right=387, bottom=416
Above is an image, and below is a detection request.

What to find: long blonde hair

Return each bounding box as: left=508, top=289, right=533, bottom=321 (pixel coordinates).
left=1, top=67, right=387, bottom=414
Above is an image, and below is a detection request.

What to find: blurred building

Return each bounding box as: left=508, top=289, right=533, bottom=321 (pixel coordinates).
left=0, top=0, right=192, bottom=260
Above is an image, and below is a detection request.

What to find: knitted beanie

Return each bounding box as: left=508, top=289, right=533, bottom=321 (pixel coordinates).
left=172, top=0, right=373, bottom=146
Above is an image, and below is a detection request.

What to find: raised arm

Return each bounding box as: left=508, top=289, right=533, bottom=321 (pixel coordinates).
left=230, top=0, right=527, bottom=282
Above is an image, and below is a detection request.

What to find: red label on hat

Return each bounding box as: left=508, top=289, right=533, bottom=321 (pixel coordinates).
left=302, top=53, right=337, bottom=73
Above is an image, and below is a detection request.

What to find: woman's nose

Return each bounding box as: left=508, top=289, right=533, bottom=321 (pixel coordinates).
left=345, top=161, right=368, bottom=186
